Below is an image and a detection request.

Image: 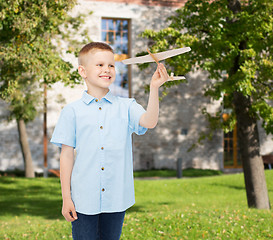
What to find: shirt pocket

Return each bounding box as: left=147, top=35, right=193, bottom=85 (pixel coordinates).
left=106, top=118, right=128, bottom=149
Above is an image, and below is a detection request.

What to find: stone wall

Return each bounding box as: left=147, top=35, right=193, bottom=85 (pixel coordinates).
left=1, top=0, right=272, bottom=173
left=0, top=83, right=86, bottom=172
left=132, top=68, right=223, bottom=170
left=86, top=0, right=186, bottom=7
left=1, top=0, right=186, bottom=172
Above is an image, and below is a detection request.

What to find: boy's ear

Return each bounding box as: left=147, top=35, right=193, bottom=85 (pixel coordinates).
left=78, top=65, right=87, bottom=79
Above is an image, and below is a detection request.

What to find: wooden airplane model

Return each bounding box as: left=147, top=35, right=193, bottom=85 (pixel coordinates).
left=122, top=47, right=191, bottom=81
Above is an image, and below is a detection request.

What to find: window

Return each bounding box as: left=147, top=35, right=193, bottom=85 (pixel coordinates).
left=223, top=94, right=242, bottom=168
left=101, top=18, right=130, bottom=97
left=223, top=125, right=242, bottom=168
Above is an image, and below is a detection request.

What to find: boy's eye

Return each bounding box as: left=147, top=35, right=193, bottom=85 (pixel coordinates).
left=97, top=64, right=103, bottom=67
left=109, top=65, right=115, bottom=68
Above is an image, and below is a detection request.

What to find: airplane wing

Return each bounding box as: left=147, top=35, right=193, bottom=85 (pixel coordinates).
left=168, top=76, right=186, bottom=81
left=122, top=47, right=191, bottom=65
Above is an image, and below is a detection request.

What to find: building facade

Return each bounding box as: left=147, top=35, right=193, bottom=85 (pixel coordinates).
left=0, top=0, right=272, bottom=173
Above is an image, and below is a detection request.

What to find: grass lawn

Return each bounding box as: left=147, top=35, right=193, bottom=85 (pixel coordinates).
left=133, top=168, right=222, bottom=178
left=0, top=170, right=272, bottom=240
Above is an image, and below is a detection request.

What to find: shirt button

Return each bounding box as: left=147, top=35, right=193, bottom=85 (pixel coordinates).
left=102, top=188, right=105, bottom=192
left=101, top=147, right=104, bottom=150
left=101, top=167, right=104, bottom=171
left=95, top=99, right=98, bottom=102
left=99, top=107, right=102, bottom=110
left=100, top=126, right=103, bottom=129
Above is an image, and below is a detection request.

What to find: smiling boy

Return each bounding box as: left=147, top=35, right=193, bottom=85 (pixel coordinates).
left=51, top=42, right=169, bottom=240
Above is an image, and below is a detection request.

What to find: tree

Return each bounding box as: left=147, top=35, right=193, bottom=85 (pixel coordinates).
left=0, top=0, right=89, bottom=177
left=140, top=0, right=272, bottom=209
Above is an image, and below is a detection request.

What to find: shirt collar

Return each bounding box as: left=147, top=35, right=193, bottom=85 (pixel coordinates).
left=81, top=90, right=115, bottom=105
left=82, top=91, right=95, bottom=104
left=103, top=90, right=115, bottom=104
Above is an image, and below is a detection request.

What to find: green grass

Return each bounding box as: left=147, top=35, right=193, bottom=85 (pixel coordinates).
left=133, top=168, right=222, bottom=178
left=0, top=171, right=273, bottom=239
left=0, top=168, right=222, bottom=178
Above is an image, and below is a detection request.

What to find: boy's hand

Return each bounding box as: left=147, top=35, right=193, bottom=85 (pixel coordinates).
left=150, top=63, right=169, bottom=89
left=62, top=198, right=78, bottom=222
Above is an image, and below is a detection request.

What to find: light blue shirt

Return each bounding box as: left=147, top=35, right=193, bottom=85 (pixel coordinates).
left=50, top=91, right=147, bottom=215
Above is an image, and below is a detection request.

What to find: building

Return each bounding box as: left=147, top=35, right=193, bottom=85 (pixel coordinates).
left=0, top=0, right=272, bottom=173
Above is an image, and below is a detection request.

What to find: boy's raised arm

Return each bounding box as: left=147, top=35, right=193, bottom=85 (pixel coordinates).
left=139, top=63, right=169, bottom=129
left=60, top=145, right=78, bottom=222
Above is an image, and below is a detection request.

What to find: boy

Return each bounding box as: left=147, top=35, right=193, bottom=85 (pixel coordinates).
left=51, top=42, right=169, bottom=240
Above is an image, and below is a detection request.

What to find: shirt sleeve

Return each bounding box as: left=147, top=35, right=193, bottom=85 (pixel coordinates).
left=50, top=106, right=76, bottom=148
left=128, top=99, right=148, bottom=135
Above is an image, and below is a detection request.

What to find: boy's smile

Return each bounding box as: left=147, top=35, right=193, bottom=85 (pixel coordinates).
left=99, top=74, right=112, bottom=80
left=78, top=50, right=116, bottom=98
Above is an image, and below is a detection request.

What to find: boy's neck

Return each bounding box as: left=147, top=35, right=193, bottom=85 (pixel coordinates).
left=87, top=88, right=109, bottom=101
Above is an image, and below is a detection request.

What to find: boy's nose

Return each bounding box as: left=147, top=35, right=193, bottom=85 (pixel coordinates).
left=103, top=67, right=110, bottom=73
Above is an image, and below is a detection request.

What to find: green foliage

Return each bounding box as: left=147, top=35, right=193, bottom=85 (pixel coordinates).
left=1, top=171, right=273, bottom=239
left=140, top=0, right=273, bottom=135
left=0, top=0, right=90, bottom=122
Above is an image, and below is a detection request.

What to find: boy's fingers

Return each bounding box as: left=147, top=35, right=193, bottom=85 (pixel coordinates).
left=159, top=64, right=167, bottom=74
left=158, top=64, right=168, bottom=80
left=64, top=212, right=73, bottom=222
left=71, top=210, right=78, bottom=220
left=62, top=209, right=76, bottom=222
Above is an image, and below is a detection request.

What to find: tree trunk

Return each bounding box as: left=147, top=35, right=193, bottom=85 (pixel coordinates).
left=17, top=119, right=35, bottom=178
left=228, top=0, right=270, bottom=209
left=233, top=92, right=270, bottom=209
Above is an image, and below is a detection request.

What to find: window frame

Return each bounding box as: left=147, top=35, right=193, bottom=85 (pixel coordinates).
left=101, top=17, right=132, bottom=97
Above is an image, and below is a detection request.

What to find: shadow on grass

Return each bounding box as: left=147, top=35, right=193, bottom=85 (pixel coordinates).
left=0, top=177, right=62, bottom=220
left=127, top=205, right=146, bottom=213
left=210, top=183, right=246, bottom=191
left=133, top=169, right=222, bottom=178
left=0, top=177, right=18, bottom=184
left=127, top=200, right=175, bottom=213
left=1, top=177, right=177, bottom=219
left=210, top=182, right=273, bottom=194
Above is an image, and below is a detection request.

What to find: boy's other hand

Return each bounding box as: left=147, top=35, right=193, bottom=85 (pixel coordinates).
left=62, top=198, right=78, bottom=222
left=150, top=63, right=169, bottom=89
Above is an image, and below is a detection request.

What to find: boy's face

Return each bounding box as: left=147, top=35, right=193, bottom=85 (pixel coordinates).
left=78, top=50, right=116, bottom=91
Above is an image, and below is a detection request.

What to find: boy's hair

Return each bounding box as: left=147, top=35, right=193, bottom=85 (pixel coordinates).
left=78, top=42, right=114, bottom=66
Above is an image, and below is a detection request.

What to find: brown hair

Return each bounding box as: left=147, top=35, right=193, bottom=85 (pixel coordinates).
left=78, top=42, right=114, bottom=66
